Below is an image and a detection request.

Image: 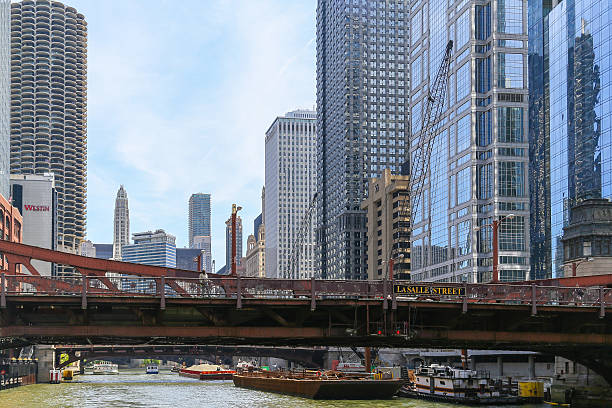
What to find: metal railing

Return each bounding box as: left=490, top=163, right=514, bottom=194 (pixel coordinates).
left=0, top=273, right=609, bottom=315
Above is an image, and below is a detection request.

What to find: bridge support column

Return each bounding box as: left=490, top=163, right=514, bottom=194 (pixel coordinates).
left=310, top=277, right=316, bottom=311
left=531, top=284, right=537, bottom=316
left=34, top=345, right=55, bottom=383
left=81, top=276, right=87, bottom=310
left=600, top=286, right=605, bottom=318
left=236, top=275, right=242, bottom=309
left=497, top=356, right=504, bottom=377
left=528, top=355, right=536, bottom=379
left=160, top=276, right=166, bottom=310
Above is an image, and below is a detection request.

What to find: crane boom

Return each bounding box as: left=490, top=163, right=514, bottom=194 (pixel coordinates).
left=409, top=40, right=453, bottom=216
left=288, top=192, right=318, bottom=279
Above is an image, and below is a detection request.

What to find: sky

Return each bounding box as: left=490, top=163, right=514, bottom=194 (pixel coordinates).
left=62, top=0, right=317, bottom=270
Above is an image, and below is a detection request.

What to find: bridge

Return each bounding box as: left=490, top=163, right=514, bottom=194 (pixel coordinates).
left=54, top=345, right=327, bottom=369
left=1, top=240, right=612, bottom=383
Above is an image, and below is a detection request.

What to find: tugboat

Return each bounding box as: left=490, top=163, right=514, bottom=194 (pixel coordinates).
left=179, top=363, right=236, bottom=380
left=398, top=364, right=522, bottom=405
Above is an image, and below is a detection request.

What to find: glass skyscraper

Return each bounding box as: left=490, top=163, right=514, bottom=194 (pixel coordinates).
left=530, top=0, right=612, bottom=278
left=188, top=193, right=212, bottom=272
left=316, top=0, right=411, bottom=280
left=409, top=0, right=531, bottom=283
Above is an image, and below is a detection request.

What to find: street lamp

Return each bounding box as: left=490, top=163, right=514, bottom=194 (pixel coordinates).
left=384, top=253, right=405, bottom=281
left=571, top=257, right=594, bottom=277
left=475, top=213, right=515, bottom=283
left=231, top=204, right=242, bottom=276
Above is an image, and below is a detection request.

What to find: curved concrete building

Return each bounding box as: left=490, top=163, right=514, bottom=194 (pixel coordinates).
left=9, top=0, right=87, bottom=265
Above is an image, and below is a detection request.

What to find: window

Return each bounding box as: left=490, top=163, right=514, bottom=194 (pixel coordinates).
left=497, top=53, right=523, bottom=88
left=456, top=62, right=471, bottom=101
left=497, top=161, right=525, bottom=197
left=477, top=163, right=493, bottom=199
left=475, top=4, right=491, bottom=40
left=499, top=215, right=525, bottom=251
left=457, top=220, right=471, bottom=255
left=456, top=115, right=471, bottom=153
left=476, top=110, right=492, bottom=146
left=476, top=57, right=491, bottom=93
left=457, top=167, right=471, bottom=204
left=455, top=11, right=470, bottom=49
left=497, top=0, right=523, bottom=34
left=497, top=107, right=523, bottom=142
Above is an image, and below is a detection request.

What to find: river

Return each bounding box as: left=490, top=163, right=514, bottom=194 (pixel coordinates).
left=0, top=370, right=550, bottom=408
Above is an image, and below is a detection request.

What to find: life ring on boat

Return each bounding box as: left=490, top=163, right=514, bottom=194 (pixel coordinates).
left=316, top=371, right=322, bottom=377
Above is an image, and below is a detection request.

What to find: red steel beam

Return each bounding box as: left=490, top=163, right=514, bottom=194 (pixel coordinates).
left=416, top=329, right=612, bottom=346
left=0, top=240, right=205, bottom=278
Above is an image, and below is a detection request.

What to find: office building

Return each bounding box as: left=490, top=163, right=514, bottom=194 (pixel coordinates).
left=245, top=226, right=265, bottom=278
left=529, top=0, right=612, bottom=278
left=254, top=187, right=264, bottom=242
left=561, top=199, right=612, bottom=277
left=112, top=185, right=129, bottom=260
left=176, top=247, right=204, bottom=272
left=361, top=169, right=410, bottom=280
left=10, top=1, right=88, bottom=266
left=122, top=229, right=176, bottom=268
left=265, top=110, right=316, bottom=279
left=316, top=0, right=410, bottom=280
left=80, top=239, right=95, bottom=257
left=92, top=243, right=112, bottom=260
left=10, top=174, right=57, bottom=275
left=225, top=215, right=242, bottom=271
left=408, top=0, right=530, bottom=283
left=188, top=193, right=212, bottom=272
left=0, top=0, right=9, bottom=199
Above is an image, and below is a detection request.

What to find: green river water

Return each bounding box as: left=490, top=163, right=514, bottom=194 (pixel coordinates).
left=0, top=370, right=550, bottom=408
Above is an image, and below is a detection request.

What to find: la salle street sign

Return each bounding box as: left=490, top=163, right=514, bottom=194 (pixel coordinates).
left=393, top=284, right=465, bottom=296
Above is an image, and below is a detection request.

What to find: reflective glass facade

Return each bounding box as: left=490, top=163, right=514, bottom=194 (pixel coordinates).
left=542, top=0, right=612, bottom=277
left=316, top=0, right=410, bottom=280
left=409, top=0, right=530, bottom=283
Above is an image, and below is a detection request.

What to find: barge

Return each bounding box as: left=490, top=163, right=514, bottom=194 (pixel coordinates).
left=179, top=363, right=235, bottom=380
left=233, top=370, right=403, bottom=400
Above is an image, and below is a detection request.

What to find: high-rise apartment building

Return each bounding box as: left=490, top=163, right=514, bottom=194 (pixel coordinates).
left=188, top=193, right=212, bottom=272
left=265, top=110, right=317, bottom=279
left=316, top=0, right=410, bottom=280
left=529, top=0, right=612, bottom=278
left=10, top=1, right=87, bottom=265
left=112, top=185, right=129, bottom=260
left=408, top=0, right=530, bottom=283
left=361, top=168, right=410, bottom=280
left=0, top=0, right=9, bottom=200
left=225, top=215, right=242, bottom=271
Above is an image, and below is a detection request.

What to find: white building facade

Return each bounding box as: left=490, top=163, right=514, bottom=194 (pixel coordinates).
left=10, top=173, right=57, bottom=275
left=265, top=110, right=317, bottom=279
left=112, top=185, right=129, bottom=260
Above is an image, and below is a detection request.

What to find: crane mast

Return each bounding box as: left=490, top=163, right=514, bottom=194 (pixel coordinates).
left=288, top=192, right=318, bottom=279
left=409, top=40, right=454, bottom=217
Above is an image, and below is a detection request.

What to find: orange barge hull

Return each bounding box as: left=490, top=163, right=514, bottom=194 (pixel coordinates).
left=232, top=374, right=403, bottom=400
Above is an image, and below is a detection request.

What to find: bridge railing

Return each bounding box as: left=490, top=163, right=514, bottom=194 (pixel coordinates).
left=1, top=274, right=610, bottom=309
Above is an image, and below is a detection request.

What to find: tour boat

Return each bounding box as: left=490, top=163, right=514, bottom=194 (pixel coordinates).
left=179, top=363, right=235, bottom=380
left=92, top=361, right=119, bottom=375
left=145, top=365, right=159, bottom=374
left=233, top=370, right=403, bottom=400
left=398, top=364, right=522, bottom=405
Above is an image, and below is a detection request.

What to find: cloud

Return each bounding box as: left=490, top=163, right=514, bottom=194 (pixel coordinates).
left=78, top=0, right=316, bottom=267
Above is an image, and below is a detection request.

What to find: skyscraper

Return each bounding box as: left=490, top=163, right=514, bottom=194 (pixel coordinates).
left=122, top=229, right=176, bottom=268
left=10, top=0, right=88, bottom=264
left=188, top=193, right=212, bottom=272
left=529, top=0, right=612, bottom=278
left=112, top=185, right=129, bottom=260
left=408, top=0, right=530, bottom=283
left=316, top=0, right=411, bottom=280
left=265, top=110, right=317, bottom=279
left=225, top=215, right=242, bottom=271
left=0, top=0, right=9, bottom=200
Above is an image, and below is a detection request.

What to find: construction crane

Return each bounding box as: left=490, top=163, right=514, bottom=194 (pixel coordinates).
left=287, top=192, right=318, bottom=279
left=409, top=40, right=454, bottom=218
